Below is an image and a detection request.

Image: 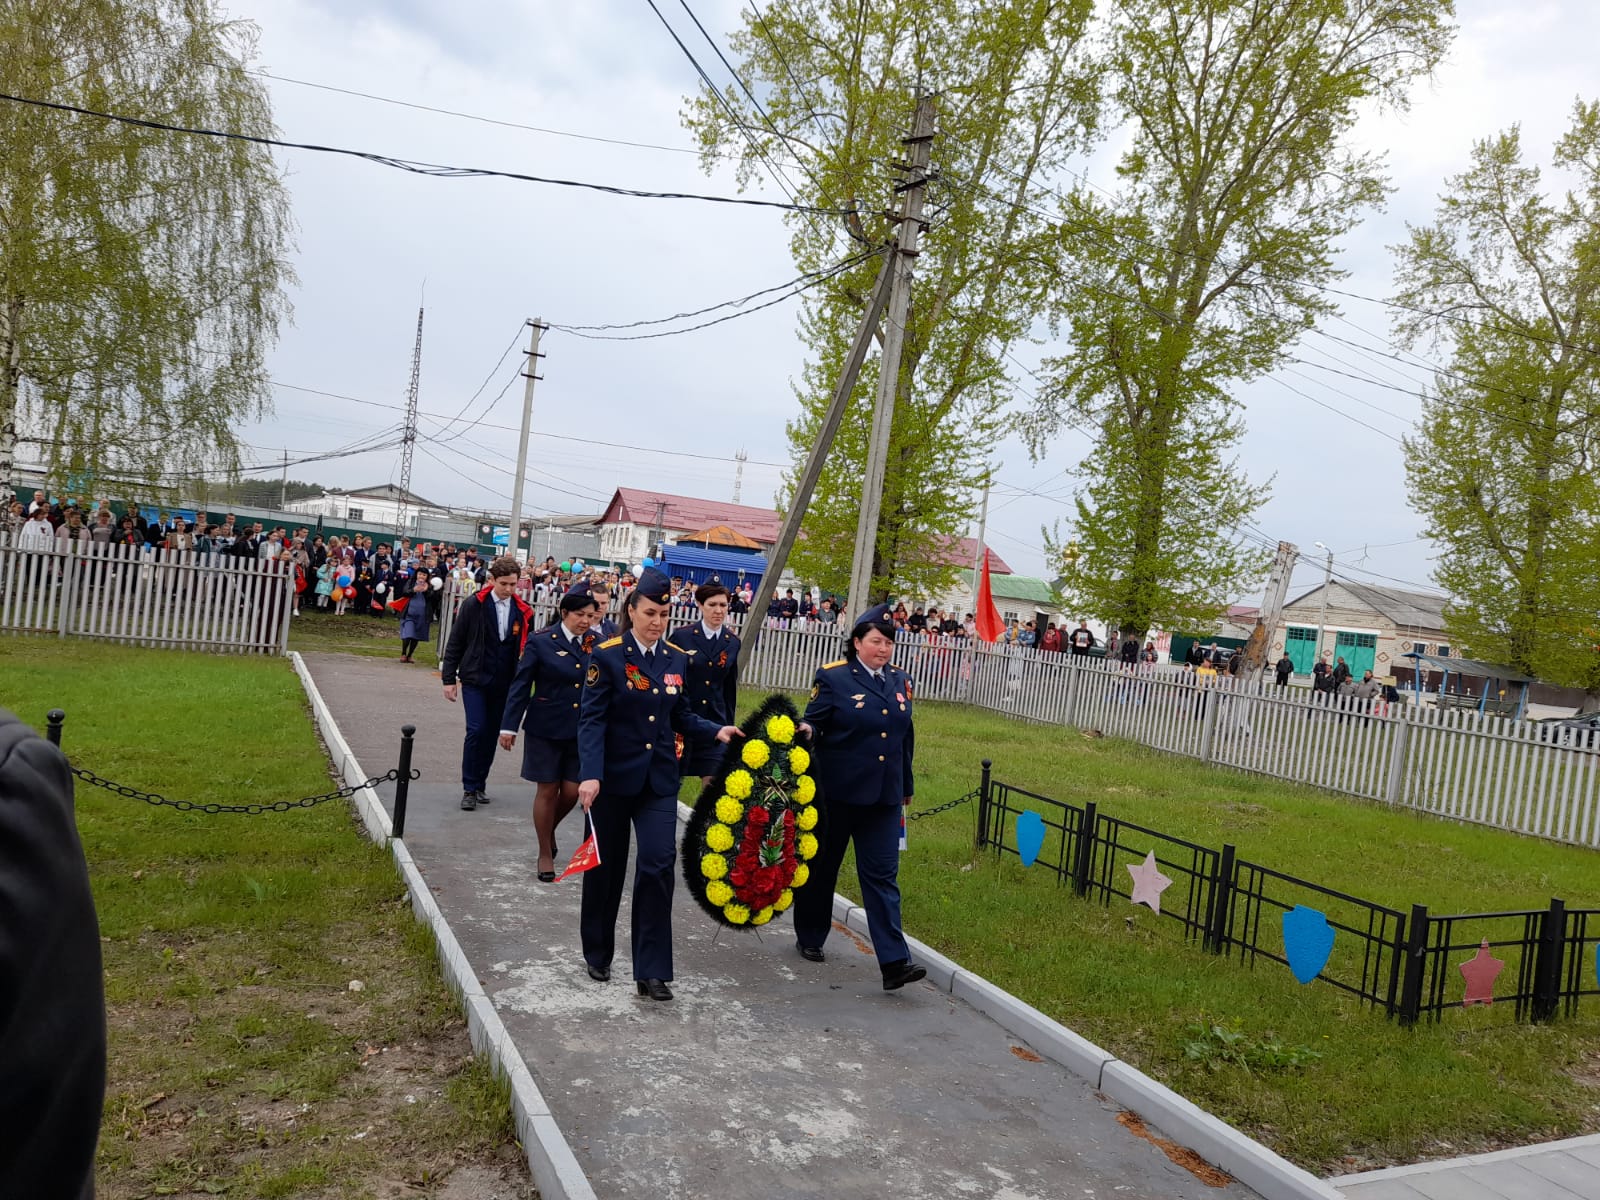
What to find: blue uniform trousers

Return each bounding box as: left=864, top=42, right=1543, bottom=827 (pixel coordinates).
left=460, top=673, right=512, bottom=792
left=793, top=801, right=910, bottom=970
left=580, top=788, right=678, bottom=981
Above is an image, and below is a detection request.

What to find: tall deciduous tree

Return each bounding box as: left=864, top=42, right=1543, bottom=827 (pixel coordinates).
left=0, top=0, right=293, bottom=498
left=1025, top=0, right=1452, bottom=638
left=1393, top=105, right=1600, bottom=697
left=682, top=0, right=1098, bottom=601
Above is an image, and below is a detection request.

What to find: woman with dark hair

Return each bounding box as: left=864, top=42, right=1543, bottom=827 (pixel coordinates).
left=576, top=567, right=741, bottom=1001
left=667, top=581, right=742, bottom=786
left=794, top=603, right=925, bottom=991
left=500, top=581, right=601, bottom=881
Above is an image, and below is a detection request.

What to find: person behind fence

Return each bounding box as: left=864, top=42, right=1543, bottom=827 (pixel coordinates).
left=575, top=566, right=740, bottom=1002
left=667, top=581, right=742, bottom=787
left=1275, top=651, right=1294, bottom=686
left=794, top=602, right=926, bottom=992
left=393, top=573, right=433, bottom=662
left=440, top=557, right=531, bottom=812
left=499, top=580, right=600, bottom=882
left=0, top=707, right=107, bottom=1200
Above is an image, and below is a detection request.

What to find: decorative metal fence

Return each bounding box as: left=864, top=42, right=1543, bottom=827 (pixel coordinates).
left=0, top=535, right=292, bottom=654
left=434, top=582, right=1600, bottom=850
left=971, top=762, right=1598, bottom=1025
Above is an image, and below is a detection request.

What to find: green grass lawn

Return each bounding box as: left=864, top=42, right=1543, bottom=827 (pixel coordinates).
left=718, top=692, right=1600, bottom=1174
left=288, top=606, right=439, bottom=669
left=0, top=639, right=528, bottom=1199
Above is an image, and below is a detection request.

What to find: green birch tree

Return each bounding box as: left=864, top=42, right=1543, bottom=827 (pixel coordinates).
left=1024, top=0, right=1453, bottom=638
left=0, top=0, right=293, bottom=499
left=681, top=0, right=1098, bottom=601
left=1393, top=105, right=1600, bottom=698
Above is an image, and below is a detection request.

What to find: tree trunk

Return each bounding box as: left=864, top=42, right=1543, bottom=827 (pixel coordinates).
left=0, top=295, right=24, bottom=500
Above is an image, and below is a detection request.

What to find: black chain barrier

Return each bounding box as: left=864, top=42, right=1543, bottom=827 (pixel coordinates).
left=68, top=765, right=417, bottom=816
left=906, top=788, right=981, bottom=822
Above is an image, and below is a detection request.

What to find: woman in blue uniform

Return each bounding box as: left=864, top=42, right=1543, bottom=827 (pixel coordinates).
left=666, top=581, right=741, bottom=785
left=500, top=581, right=600, bottom=881
left=576, top=567, right=741, bottom=1001
left=795, top=603, right=926, bottom=991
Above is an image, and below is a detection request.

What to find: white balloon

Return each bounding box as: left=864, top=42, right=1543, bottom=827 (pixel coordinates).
left=375, top=581, right=387, bottom=595
left=633, top=563, right=646, bottom=575
left=429, top=576, right=443, bottom=590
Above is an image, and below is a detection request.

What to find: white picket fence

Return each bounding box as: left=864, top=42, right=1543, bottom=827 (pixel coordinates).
left=437, top=584, right=1600, bottom=849
left=0, top=534, right=293, bottom=654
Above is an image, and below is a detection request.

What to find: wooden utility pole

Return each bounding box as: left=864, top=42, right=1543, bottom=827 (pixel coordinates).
left=845, top=93, right=937, bottom=614
left=509, top=319, right=545, bottom=563
left=1244, top=539, right=1299, bottom=675
left=740, top=248, right=894, bottom=668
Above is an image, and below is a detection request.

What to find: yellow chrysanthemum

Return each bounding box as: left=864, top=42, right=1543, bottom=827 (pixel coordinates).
left=705, top=823, right=735, bottom=852
left=764, top=715, right=795, bottom=745
left=788, top=746, right=810, bottom=774
left=724, top=770, right=754, bottom=799
left=795, top=776, right=816, bottom=805
left=705, top=880, right=733, bottom=906
left=796, top=806, right=818, bottom=832
left=798, top=833, right=819, bottom=861
left=741, top=739, right=771, bottom=769
left=772, top=889, right=794, bottom=913
left=751, top=906, right=774, bottom=926
left=791, top=863, right=809, bottom=888
left=725, top=904, right=750, bottom=925
left=701, top=853, right=729, bottom=881
left=714, top=795, right=744, bottom=824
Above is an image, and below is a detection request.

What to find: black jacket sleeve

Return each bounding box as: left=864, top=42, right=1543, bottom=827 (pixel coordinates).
left=0, top=710, right=106, bottom=1200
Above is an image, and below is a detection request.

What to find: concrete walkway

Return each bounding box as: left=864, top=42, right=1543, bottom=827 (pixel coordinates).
left=1332, top=1134, right=1600, bottom=1200
left=303, top=651, right=1263, bottom=1200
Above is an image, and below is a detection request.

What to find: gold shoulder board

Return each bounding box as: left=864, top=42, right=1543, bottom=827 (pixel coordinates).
left=600, top=636, right=623, bottom=649
left=821, top=658, right=847, bottom=670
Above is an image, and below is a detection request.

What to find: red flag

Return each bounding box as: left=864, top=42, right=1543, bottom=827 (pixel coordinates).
left=556, top=811, right=603, bottom=881
left=974, top=549, right=1005, bottom=643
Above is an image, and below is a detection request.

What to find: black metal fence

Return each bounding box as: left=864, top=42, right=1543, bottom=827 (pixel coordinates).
left=972, top=760, right=1600, bottom=1025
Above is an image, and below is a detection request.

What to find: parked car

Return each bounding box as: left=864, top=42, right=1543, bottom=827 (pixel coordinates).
left=1534, top=711, right=1600, bottom=750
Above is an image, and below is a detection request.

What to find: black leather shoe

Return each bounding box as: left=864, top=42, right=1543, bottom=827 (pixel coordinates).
left=475, top=791, right=491, bottom=806
left=460, top=792, right=478, bottom=811
left=585, top=963, right=610, bottom=983
left=636, top=978, right=673, bottom=1001
left=797, top=944, right=826, bottom=964
left=881, top=960, right=927, bottom=991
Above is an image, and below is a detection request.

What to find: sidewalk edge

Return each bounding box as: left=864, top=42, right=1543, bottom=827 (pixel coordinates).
left=292, top=652, right=597, bottom=1200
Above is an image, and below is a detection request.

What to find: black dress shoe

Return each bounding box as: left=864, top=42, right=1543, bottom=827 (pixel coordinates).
left=881, top=960, right=927, bottom=991
left=636, top=978, right=673, bottom=1001
left=585, top=963, right=610, bottom=982
left=797, top=944, right=826, bottom=963
left=475, top=791, right=491, bottom=805
left=537, top=869, right=556, bottom=883
left=460, top=792, right=478, bottom=811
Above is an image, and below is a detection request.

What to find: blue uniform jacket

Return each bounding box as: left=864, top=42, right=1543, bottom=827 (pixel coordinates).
left=579, top=632, right=723, bottom=795
left=501, top=622, right=599, bottom=741
left=665, top=623, right=741, bottom=726
left=802, top=657, right=915, bottom=807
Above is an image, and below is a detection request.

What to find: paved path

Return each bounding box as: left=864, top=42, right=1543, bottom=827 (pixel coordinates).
left=1332, top=1134, right=1600, bottom=1200
left=303, top=651, right=1262, bottom=1200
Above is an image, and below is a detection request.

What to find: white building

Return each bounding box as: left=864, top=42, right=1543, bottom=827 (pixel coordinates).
left=282, top=483, right=448, bottom=532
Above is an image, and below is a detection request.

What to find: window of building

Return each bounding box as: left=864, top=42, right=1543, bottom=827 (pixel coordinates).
left=347, top=507, right=364, bottom=521
left=1436, top=644, right=1450, bottom=657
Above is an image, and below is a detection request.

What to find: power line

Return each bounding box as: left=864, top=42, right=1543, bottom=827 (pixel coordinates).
left=0, top=91, right=855, bottom=216
left=248, top=68, right=801, bottom=166
left=423, top=324, right=528, bottom=445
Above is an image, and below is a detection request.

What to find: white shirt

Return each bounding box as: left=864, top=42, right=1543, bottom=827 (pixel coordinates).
left=17, top=517, right=55, bottom=550
left=634, top=635, right=659, bottom=658
left=559, top=622, right=581, bottom=644
left=701, top=621, right=721, bottom=641
left=493, top=594, right=511, bottom=639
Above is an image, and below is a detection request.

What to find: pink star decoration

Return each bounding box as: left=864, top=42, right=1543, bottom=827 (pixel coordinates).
left=1127, top=851, right=1173, bottom=914
left=1459, top=940, right=1505, bottom=1006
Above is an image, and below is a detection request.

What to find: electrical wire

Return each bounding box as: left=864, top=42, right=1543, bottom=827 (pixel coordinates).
left=424, top=324, right=529, bottom=446
left=0, top=91, right=856, bottom=216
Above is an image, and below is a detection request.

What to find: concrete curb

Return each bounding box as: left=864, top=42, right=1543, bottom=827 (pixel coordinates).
left=1330, top=1130, right=1600, bottom=1185
left=291, top=652, right=597, bottom=1200
left=822, top=890, right=1343, bottom=1200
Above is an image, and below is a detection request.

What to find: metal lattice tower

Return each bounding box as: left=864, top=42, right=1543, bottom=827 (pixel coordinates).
left=732, top=447, right=748, bottom=504
left=394, top=306, right=424, bottom=537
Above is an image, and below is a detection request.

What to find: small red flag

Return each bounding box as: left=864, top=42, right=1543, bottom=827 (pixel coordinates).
left=556, top=811, right=603, bottom=881
left=974, top=549, right=1005, bottom=643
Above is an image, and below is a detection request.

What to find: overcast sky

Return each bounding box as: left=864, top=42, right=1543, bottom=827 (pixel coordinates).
left=235, top=0, right=1597, bottom=601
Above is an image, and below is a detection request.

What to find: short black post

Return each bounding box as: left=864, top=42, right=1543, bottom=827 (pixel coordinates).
left=975, top=759, right=993, bottom=850
left=1203, top=843, right=1237, bottom=954
left=392, top=724, right=416, bottom=839
left=1071, top=800, right=1098, bottom=897
left=1531, top=897, right=1567, bottom=1023
left=1397, top=903, right=1430, bottom=1027
left=46, top=709, right=65, bottom=747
